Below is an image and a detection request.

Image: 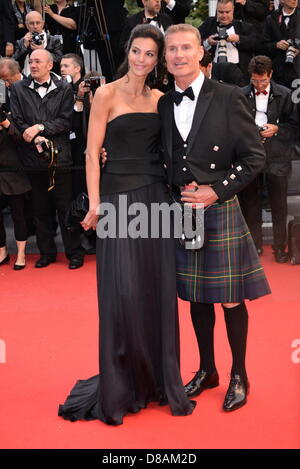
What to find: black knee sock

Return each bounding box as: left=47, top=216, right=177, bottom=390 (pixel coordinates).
left=190, top=302, right=216, bottom=373
left=222, top=302, right=248, bottom=381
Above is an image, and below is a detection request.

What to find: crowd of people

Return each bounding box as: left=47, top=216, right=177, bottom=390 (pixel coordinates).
left=0, top=0, right=299, bottom=271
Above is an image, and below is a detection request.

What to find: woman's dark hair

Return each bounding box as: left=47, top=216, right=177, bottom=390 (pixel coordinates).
left=116, top=24, right=166, bottom=89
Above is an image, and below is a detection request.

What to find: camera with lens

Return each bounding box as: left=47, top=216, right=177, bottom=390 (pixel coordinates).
left=213, top=27, right=229, bottom=42
left=84, top=75, right=105, bottom=93
left=31, top=32, right=44, bottom=46
left=285, top=38, right=300, bottom=64
left=213, top=27, right=228, bottom=63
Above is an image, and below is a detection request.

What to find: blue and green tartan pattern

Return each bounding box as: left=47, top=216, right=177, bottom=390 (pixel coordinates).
left=175, top=196, right=271, bottom=304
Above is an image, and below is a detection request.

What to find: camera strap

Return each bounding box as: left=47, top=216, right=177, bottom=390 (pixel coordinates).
left=47, top=140, right=58, bottom=192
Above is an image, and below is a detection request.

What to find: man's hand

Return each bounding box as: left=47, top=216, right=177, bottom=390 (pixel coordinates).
left=23, top=124, right=41, bottom=143
left=276, top=40, right=290, bottom=50
left=23, top=32, right=32, bottom=48
left=207, top=35, right=218, bottom=47
left=260, top=123, right=279, bottom=138
left=30, top=41, right=45, bottom=50
left=76, top=80, right=90, bottom=99
left=5, top=43, right=14, bottom=57
left=181, top=182, right=218, bottom=207
left=235, top=0, right=246, bottom=5
left=227, top=34, right=240, bottom=44
left=100, top=147, right=107, bottom=168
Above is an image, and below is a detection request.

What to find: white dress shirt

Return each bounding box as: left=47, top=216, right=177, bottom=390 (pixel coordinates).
left=254, top=84, right=270, bottom=127
left=29, top=76, right=56, bottom=99
left=282, top=8, right=296, bottom=27
left=174, top=71, right=205, bottom=141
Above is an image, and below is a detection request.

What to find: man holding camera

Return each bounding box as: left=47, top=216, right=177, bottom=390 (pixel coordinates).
left=121, top=0, right=173, bottom=56
left=10, top=49, right=84, bottom=269
left=200, top=0, right=256, bottom=82
left=13, top=11, right=63, bottom=76
left=262, top=0, right=299, bottom=89
left=239, top=55, right=299, bottom=262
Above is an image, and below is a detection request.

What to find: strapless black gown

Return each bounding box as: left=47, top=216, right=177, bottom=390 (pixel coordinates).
left=58, top=113, right=195, bottom=425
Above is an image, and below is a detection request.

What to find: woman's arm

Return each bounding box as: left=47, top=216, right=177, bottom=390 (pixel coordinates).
left=44, top=5, right=77, bottom=30
left=81, top=85, right=112, bottom=230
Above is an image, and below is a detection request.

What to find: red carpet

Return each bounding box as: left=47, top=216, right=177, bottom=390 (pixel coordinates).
left=0, top=246, right=299, bottom=449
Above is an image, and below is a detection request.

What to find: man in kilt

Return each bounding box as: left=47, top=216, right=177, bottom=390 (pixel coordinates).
left=158, top=24, right=271, bottom=412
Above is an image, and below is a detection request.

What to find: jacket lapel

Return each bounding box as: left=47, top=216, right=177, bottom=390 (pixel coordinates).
left=187, top=78, right=215, bottom=154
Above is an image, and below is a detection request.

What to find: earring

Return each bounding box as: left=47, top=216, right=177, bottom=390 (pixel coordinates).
left=154, top=65, right=158, bottom=79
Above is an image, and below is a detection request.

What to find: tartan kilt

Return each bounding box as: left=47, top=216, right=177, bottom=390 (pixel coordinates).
left=176, top=196, right=271, bottom=304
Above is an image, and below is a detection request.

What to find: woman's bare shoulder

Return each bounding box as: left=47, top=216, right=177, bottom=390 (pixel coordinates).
left=152, top=88, right=164, bottom=99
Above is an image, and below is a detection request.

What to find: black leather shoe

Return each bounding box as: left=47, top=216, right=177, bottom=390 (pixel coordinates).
left=184, top=370, right=219, bottom=397
left=256, top=247, right=263, bottom=256
left=35, top=256, right=56, bottom=268
left=223, top=374, right=249, bottom=412
left=0, top=254, right=10, bottom=266
left=14, top=263, right=26, bottom=271
left=274, top=249, right=289, bottom=263
left=69, top=256, right=84, bottom=270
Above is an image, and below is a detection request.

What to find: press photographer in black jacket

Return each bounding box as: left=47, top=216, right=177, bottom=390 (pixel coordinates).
left=239, top=55, right=299, bottom=262
left=200, top=0, right=256, bottom=82
left=10, top=49, right=84, bottom=269
left=13, top=10, right=63, bottom=75
left=261, top=0, right=300, bottom=88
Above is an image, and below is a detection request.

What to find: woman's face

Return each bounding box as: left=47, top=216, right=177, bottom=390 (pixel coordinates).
left=128, top=37, right=158, bottom=77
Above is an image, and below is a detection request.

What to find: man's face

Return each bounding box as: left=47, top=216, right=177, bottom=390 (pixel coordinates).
left=142, top=0, right=161, bottom=15
left=0, top=66, right=20, bottom=87
left=26, top=14, right=44, bottom=33
left=282, top=0, right=298, bottom=9
left=165, top=31, right=204, bottom=83
left=60, top=58, right=80, bottom=80
left=217, top=2, right=234, bottom=25
left=29, top=51, right=53, bottom=82
left=251, top=72, right=272, bottom=93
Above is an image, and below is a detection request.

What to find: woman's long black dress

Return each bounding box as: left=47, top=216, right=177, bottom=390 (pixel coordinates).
left=58, top=113, right=195, bottom=425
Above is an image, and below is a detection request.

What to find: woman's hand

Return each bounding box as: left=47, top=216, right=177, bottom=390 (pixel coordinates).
left=81, top=209, right=100, bottom=231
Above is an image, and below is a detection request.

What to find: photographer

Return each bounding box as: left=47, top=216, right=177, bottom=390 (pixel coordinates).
left=10, top=49, right=84, bottom=269
left=261, top=0, right=300, bottom=88
left=60, top=54, right=86, bottom=195
left=13, top=11, right=63, bottom=76
left=239, top=56, right=299, bottom=262
left=200, top=0, right=256, bottom=81
left=136, top=0, right=192, bottom=24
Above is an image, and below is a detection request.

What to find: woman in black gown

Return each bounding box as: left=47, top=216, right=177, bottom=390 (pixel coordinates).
left=58, top=24, right=195, bottom=426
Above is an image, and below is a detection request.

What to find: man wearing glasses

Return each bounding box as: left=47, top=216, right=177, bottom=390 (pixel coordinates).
left=239, top=55, right=299, bottom=262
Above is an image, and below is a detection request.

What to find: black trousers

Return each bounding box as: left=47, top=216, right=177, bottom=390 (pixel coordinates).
left=28, top=171, right=83, bottom=258
left=239, top=173, right=288, bottom=251
left=0, top=193, right=28, bottom=247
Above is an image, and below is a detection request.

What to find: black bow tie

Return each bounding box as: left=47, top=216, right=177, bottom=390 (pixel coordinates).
left=144, top=15, right=159, bottom=24
left=173, top=86, right=195, bottom=106
left=33, top=81, right=50, bottom=89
